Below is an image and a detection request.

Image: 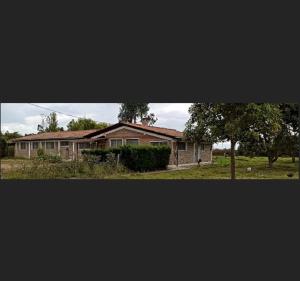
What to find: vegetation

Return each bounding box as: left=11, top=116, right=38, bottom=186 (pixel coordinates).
left=1, top=155, right=128, bottom=179
left=184, top=103, right=297, bottom=179
left=118, top=103, right=157, bottom=125
left=44, top=112, right=64, bottom=132
left=2, top=156, right=297, bottom=180
left=110, top=156, right=299, bottom=180
left=82, top=144, right=171, bottom=172
left=67, top=118, right=108, bottom=131
left=0, top=131, right=22, bottom=158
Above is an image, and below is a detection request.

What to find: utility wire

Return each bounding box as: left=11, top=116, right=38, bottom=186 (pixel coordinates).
left=27, top=103, right=81, bottom=119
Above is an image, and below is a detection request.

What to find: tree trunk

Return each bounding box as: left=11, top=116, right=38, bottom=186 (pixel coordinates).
left=292, top=155, right=295, bottom=163
left=268, top=156, right=273, bottom=168
left=230, top=141, right=236, bottom=180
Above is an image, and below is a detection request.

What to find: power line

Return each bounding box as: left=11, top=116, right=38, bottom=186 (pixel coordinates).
left=27, top=103, right=81, bottom=119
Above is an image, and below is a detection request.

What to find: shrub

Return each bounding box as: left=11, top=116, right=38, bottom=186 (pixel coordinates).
left=0, top=138, right=7, bottom=157
left=7, top=146, right=15, bottom=157
left=83, top=145, right=171, bottom=172
left=35, top=149, right=62, bottom=163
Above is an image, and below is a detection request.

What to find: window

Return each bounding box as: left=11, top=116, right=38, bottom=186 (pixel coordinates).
left=32, top=142, right=39, bottom=150
left=60, top=141, right=69, bottom=147
left=20, top=142, right=26, bottom=150
left=200, top=144, right=205, bottom=150
left=150, top=141, right=168, bottom=146
left=177, top=142, right=187, bottom=151
left=110, top=139, right=123, bottom=148
left=79, top=143, right=91, bottom=149
left=46, top=142, right=55, bottom=149
left=126, top=139, right=139, bottom=145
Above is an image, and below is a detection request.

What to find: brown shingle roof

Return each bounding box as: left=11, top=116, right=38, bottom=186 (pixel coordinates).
left=11, top=129, right=99, bottom=142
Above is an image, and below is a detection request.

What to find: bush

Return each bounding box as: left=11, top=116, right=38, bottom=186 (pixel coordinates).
left=83, top=145, right=171, bottom=172
left=7, top=146, right=15, bottom=157
left=35, top=149, right=62, bottom=163
left=0, top=138, right=7, bottom=157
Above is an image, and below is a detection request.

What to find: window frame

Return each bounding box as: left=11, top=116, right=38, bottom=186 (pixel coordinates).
left=31, top=142, right=39, bottom=150
left=60, top=141, right=70, bottom=147
left=177, top=141, right=187, bottom=151
left=46, top=142, right=55, bottom=150
left=150, top=141, right=169, bottom=146
left=110, top=138, right=123, bottom=148
left=20, top=142, right=27, bottom=150
left=125, top=138, right=139, bottom=146
left=78, top=142, right=91, bottom=149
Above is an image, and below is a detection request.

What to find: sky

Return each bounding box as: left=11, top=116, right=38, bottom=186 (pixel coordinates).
left=1, top=103, right=230, bottom=148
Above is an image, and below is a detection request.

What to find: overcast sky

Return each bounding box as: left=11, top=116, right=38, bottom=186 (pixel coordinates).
left=1, top=103, right=229, bottom=148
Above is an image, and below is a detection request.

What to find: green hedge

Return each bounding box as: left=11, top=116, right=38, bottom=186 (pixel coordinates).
left=82, top=145, right=171, bottom=171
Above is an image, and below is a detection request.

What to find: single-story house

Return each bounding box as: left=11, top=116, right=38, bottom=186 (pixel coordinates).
left=10, top=122, right=212, bottom=165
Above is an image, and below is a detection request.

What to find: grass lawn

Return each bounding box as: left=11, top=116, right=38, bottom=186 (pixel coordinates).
left=107, top=156, right=299, bottom=180
left=1, top=156, right=299, bottom=179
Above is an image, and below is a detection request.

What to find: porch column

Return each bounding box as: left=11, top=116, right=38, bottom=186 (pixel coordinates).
left=58, top=141, right=61, bottom=156
left=72, top=142, right=75, bottom=160
left=28, top=142, right=31, bottom=159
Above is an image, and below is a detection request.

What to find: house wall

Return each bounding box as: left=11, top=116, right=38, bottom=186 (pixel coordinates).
left=103, top=128, right=168, bottom=145
left=14, top=140, right=79, bottom=160
left=100, top=128, right=211, bottom=165
left=199, top=144, right=212, bottom=163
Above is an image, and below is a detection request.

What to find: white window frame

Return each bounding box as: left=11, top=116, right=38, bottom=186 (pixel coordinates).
left=150, top=141, right=169, bottom=146
left=125, top=138, right=139, bottom=145
left=177, top=141, right=187, bottom=151
left=109, top=138, right=123, bottom=148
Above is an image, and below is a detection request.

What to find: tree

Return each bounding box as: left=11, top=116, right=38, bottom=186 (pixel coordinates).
left=43, top=112, right=63, bottom=132
left=279, top=103, right=299, bottom=162
left=67, top=118, right=108, bottom=131
left=185, top=103, right=253, bottom=179
left=1, top=131, right=22, bottom=141
left=118, top=103, right=157, bottom=125
left=184, top=103, right=283, bottom=179
left=0, top=131, right=22, bottom=157
left=0, top=135, right=7, bottom=157
left=239, top=104, right=297, bottom=167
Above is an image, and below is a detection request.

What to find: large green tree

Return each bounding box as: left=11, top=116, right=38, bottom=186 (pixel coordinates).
left=185, top=103, right=283, bottom=179
left=67, top=118, right=108, bottom=131
left=118, top=103, right=157, bottom=124
left=238, top=103, right=298, bottom=165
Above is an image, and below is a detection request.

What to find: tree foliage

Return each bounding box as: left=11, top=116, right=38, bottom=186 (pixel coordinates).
left=67, top=118, right=108, bottom=131
left=185, top=103, right=284, bottom=178
left=44, top=113, right=63, bottom=132
left=118, top=103, right=157, bottom=125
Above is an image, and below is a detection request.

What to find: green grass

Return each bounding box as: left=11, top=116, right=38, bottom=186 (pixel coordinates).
left=106, top=156, right=299, bottom=180
left=1, top=156, right=299, bottom=180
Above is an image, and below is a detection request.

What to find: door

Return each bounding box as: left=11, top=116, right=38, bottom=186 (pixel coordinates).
left=60, top=147, right=70, bottom=159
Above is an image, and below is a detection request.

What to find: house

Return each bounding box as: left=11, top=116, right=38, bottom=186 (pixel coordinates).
left=11, top=122, right=212, bottom=165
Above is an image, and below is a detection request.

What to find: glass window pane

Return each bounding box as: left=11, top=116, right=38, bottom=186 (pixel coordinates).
left=151, top=141, right=168, bottom=146
left=46, top=142, right=54, bottom=149
left=32, top=142, right=39, bottom=149
left=126, top=139, right=139, bottom=145
left=111, top=139, right=122, bottom=148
